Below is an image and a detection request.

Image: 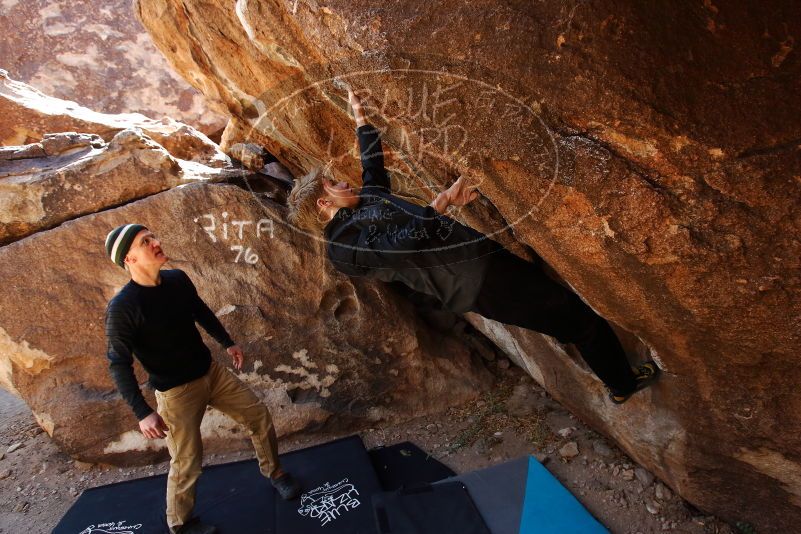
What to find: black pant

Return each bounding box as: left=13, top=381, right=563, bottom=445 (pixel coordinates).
left=471, top=249, right=638, bottom=394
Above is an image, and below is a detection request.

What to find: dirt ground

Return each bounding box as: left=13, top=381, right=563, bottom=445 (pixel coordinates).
left=0, top=362, right=739, bottom=534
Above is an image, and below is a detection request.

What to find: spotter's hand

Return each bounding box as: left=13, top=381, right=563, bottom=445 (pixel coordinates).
left=139, top=412, right=168, bottom=439
left=227, top=344, right=244, bottom=370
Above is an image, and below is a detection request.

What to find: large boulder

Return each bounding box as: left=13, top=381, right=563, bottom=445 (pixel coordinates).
left=0, top=71, right=229, bottom=166
left=132, top=0, right=801, bottom=530
left=0, top=182, right=491, bottom=464
left=0, top=129, right=239, bottom=244
left=0, top=0, right=226, bottom=135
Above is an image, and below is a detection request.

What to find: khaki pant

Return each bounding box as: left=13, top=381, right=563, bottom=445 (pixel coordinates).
left=155, top=359, right=280, bottom=529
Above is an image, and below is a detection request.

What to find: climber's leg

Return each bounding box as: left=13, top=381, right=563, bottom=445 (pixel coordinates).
left=471, top=249, right=638, bottom=394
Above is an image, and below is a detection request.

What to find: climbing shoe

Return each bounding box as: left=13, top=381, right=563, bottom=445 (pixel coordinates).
left=272, top=471, right=301, bottom=500
left=608, top=360, right=661, bottom=404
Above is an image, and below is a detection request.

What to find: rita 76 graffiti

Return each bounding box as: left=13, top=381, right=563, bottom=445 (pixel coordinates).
left=193, top=212, right=274, bottom=264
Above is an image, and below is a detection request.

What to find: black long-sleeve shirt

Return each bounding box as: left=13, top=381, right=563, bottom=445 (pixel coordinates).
left=324, top=124, right=502, bottom=313
left=104, top=269, right=235, bottom=420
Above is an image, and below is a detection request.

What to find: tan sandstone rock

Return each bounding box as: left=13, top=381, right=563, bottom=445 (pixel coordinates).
left=132, top=1, right=801, bottom=530
left=0, top=0, right=226, bottom=135
left=0, top=71, right=229, bottom=167
left=0, top=182, right=490, bottom=464
left=0, top=128, right=241, bottom=245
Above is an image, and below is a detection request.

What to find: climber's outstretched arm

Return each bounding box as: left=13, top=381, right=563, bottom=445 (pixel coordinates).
left=348, top=86, right=391, bottom=192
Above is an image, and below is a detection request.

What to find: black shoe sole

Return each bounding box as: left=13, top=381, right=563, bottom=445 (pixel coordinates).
left=609, top=360, right=661, bottom=404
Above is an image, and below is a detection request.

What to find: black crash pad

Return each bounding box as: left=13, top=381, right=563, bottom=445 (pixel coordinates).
left=371, top=482, right=491, bottom=534
left=368, top=442, right=455, bottom=491
left=54, top=435, right=382, bottom=534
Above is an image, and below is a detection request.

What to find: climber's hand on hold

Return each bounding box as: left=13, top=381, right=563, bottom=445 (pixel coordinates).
left=445, top=176, right=479, bottom=207
left=431, top=176, right=479, bottom=214
left=347, top=86, right=368, bottom=127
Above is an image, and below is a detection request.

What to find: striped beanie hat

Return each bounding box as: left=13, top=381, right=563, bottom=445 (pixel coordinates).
left=105, top=224, right=146, bottom=268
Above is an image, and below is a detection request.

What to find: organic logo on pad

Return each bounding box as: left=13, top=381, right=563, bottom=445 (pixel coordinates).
left=297, top=478, right=361, bottom=526
left=79, top=521, right=142, bottom=534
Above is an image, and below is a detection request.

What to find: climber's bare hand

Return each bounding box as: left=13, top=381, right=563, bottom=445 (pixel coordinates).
left=445, top=176, right=479, bottom=207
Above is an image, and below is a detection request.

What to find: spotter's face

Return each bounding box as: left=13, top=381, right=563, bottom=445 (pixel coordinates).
left=125, top=230, right=168, bottom=269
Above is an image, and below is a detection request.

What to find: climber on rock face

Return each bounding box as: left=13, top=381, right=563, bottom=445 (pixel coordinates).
left=288, top=85, right=660, bottom=404
left=103, top=225, right=301, bottom=534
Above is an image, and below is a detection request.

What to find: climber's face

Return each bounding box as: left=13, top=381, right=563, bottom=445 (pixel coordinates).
left=320, top=178, right=360, bottom=209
